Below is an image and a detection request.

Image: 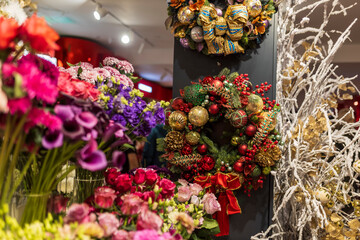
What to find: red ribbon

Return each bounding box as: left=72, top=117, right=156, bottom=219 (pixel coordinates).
left=194, top=172, right=242, bottom=236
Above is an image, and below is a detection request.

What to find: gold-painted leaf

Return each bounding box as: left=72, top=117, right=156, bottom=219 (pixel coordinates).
left=338, top=84, right=348, bottom=91
left=348, top=86, right=356, bottom=93
left=330, top=213, right=342, bottom=222
left=165, top=16, right=173, bottom=30
left=348, top=219, right=360, bottom=230
left=341, top=94, right=353, bottom=100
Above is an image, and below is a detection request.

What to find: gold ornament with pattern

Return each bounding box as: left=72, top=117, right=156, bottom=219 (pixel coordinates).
left=169, top=111, right=188, bottom=131
left=165, top=131, right=184, bottom=151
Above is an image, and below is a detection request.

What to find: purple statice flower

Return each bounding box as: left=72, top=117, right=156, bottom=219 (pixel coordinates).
left=122, top=105, right=134, bottom=119
left=154, top=109, right=165, bottom=124
left=128, top=116, right=140, bottom=128
left=117, top=60, right=134, bottom=74
left=142, top=111, right=157, bottom=128
left=111, top=114, right=127, bottom=127
left=103, top=57, right=120, bottom=66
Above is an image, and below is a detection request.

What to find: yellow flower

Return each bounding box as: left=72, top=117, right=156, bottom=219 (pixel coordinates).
left=120, top=97, right=128, bottom=105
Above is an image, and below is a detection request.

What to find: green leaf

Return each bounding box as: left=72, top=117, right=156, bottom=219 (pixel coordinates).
left=202, top=217, right=219, bottom=229
left=77, top=67, right=83, bottom=76
left=13, top=73, right=26, bottom=98
left=66, top=62, right=76, bottom=67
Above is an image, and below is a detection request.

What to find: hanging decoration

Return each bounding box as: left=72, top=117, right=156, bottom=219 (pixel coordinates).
left=165, top=0, right=278, bottom=55
left=250, top=1, right=360, bottom=239
left=158, top=68, right=282, bottom=236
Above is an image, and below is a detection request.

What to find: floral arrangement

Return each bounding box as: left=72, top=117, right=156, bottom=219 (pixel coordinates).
left=60, top=57, right=168, bottom=140
left=60, top=167, right=221, bottom=240
left=158, top=68, right=281, bottom=236
left=166, top=0, right=277, bottom=55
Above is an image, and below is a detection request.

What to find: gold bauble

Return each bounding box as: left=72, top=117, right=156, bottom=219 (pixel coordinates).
left=185, top=131, right=200, bottom=145
left=169, top=111, right=188, bottom=131
left=188, top=106, right=209, bottom=127
left=177, top=6, right=195, bottom=24
left=246, top=94, right=264, bottom=113
left=165, top=131, right=184, bottom=151
left=259, top=111, right=277, bottom=131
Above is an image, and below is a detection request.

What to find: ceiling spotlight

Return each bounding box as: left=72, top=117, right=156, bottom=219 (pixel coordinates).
left=94, top=4, right=107, bottom=20
left=121, top=34, right=130, bottom=44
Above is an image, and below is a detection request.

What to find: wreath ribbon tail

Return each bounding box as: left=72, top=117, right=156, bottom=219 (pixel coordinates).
left=213, top=190, right=241, bottom=236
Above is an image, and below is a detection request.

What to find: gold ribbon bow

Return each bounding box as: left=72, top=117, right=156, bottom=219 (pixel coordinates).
left=199, top=4, right=249, bottom=55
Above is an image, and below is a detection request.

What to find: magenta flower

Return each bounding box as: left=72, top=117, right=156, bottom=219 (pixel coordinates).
left=112, top=230, right=129, bottom=240
left=75, top=111, right=98, bottom=129
left=7, top=97, right=32, bottom=114
left=42, top=129, right=63, bottom=149
left=77, top=139, right=107, bottom=171
left=24, top=108, right=62, bottom=132
left=47, top=195, right=68, bottom=214
left=54, top=105, right=75, bottom=121
left=112, top=150, right=126, bottom=169
left=62, top=119, right=85, bottom=139
left=98, top=212, right=120, bottom=237
left=94, top=186, right=116, bottom=209
left=133, top=230, right=164, bottom=240
left=134, top=168, right=146, bottom=185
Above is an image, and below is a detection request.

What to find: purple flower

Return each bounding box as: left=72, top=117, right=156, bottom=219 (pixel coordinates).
left=154, top=109, right=165, bottom=124
left=75, top=112, right=98, bottom=129
left=112, top=151, right=126, bottom=169
left=62, top=119, right=85, bottom=139
left=79, top=138, right=98, bottom=160
left=54, top=105, right=75, bottom=121
left=42, top=130, right=63, bottom=149
left=122, top=105, right=134, bottom=118
left=111, top=114, right=127, bottom=127
left=78, top=150, right=107, bottom=171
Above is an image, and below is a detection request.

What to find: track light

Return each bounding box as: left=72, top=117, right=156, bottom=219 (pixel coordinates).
left=121, top=34, right=130, bottom=44
left=93, top=4, right=107, bottom=20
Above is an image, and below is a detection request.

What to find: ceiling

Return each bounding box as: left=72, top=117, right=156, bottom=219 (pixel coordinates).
left=35, top=0, right=360, bottom=88
left=36, top=0, right=174, bottom=87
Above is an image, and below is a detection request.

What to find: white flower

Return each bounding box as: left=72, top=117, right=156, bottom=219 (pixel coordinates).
left=57, top=177, right=74, bottom=194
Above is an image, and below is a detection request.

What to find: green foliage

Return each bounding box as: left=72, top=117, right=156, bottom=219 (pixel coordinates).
left=200, top=135, right=219, bottom=156
left=217, top=68, right=231, bottom=78
left=156, top=138, right=165, bottom=152
left=227, top=72, right=239, bottom=83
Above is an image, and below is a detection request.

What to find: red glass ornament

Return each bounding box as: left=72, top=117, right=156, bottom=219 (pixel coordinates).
left=201, top=155, right=215, bottom=171
left=209, top=80, right=223, bottom=95
left=197, top=144, right=208, bottom=154
left=171, top=97, right=184, bottom=110
left=245, top=124, right=257, bottom=136
left=208, top=104, right=219, bottom=115
left=233, top=161, right=244, bottom=172
left=238, top=144, right=247, bottom=155
left=181, top=145, right=193, bottom=155
left=202, top=76, right=214, bottom=84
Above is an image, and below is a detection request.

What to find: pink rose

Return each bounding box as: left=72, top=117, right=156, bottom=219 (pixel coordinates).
left=136, top=208, right=163, bottom=231
left=202, top=193, right=221, bottom=215
left=178, top=179, right=188, bottom=186
left=145, top=169, right=158, bottom=185
left=189, top=183, right=203, bottom=196
left=115, top=174, right=133, bottom=193
left=112, top=230, right=129, bottom=240
left=121, top=194, right=144, bottom=215
left=98, top=213, right=120, bottom=237
left=64, top=203, right=90, bottom=223
left=159, top=178, right=176, bottom=198
left=94, top=186, right=117, bottom=209
left=134, top=168, right=146, bottom=185
left=177, top=186, right=192, bottom=202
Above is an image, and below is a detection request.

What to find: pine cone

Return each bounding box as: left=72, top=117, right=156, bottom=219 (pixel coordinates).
left=165, top=131, right=184, bottom=151
left=255, top=145, right=282, bottom=167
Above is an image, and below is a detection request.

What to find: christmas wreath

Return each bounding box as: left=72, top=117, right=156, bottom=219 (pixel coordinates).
left=165, top=0, right=277, bottom=55
left=158, top=68, right=282, bottom=236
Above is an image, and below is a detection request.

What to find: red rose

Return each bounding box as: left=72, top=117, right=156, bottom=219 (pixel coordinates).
left=20, top=14, right=59, bottom=54
left=201, top=155, right=215, bottom=171
left=159, top=178, right=176, bottom=198
left=142, top=191, right=155, bottom=201
left=134, top=169, right=146, bottom=185
left=0, top=17, right=19, bottom=49
left=94, top=186, right=117, bottom=209
left=47, top=195, right=68, bottom=214
left=115, top=196, right=123, bottom=207
left=115, top=174, right=133, bottom=193
left=145, top=169, right=158, bottom=185
left=105, top=168, right=120, bottom=186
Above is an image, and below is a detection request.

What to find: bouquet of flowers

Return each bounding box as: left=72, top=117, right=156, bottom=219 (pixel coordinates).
left=60, top=56, right=168, bottom=140
left=61, top=167, right=221, bottom=240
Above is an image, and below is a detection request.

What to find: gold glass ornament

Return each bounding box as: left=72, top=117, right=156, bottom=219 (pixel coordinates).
left=169, top=111, right=188, bottom=131
left=259, top=111, right=277, bottom=131
left=314, top=187, right=331, bottom=204
left=355, top=209, right=360, bottom=217
left=188, top=106, right=209, bottom=127
left=352, top=200, right=360, bottom=208
left=246, top=94, right=264, bottom=114
left=185, top=131, right=200, bottom=145
left=327, top=200, right=334, bottom=208
left=177, top=6, right=195, bottom=24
